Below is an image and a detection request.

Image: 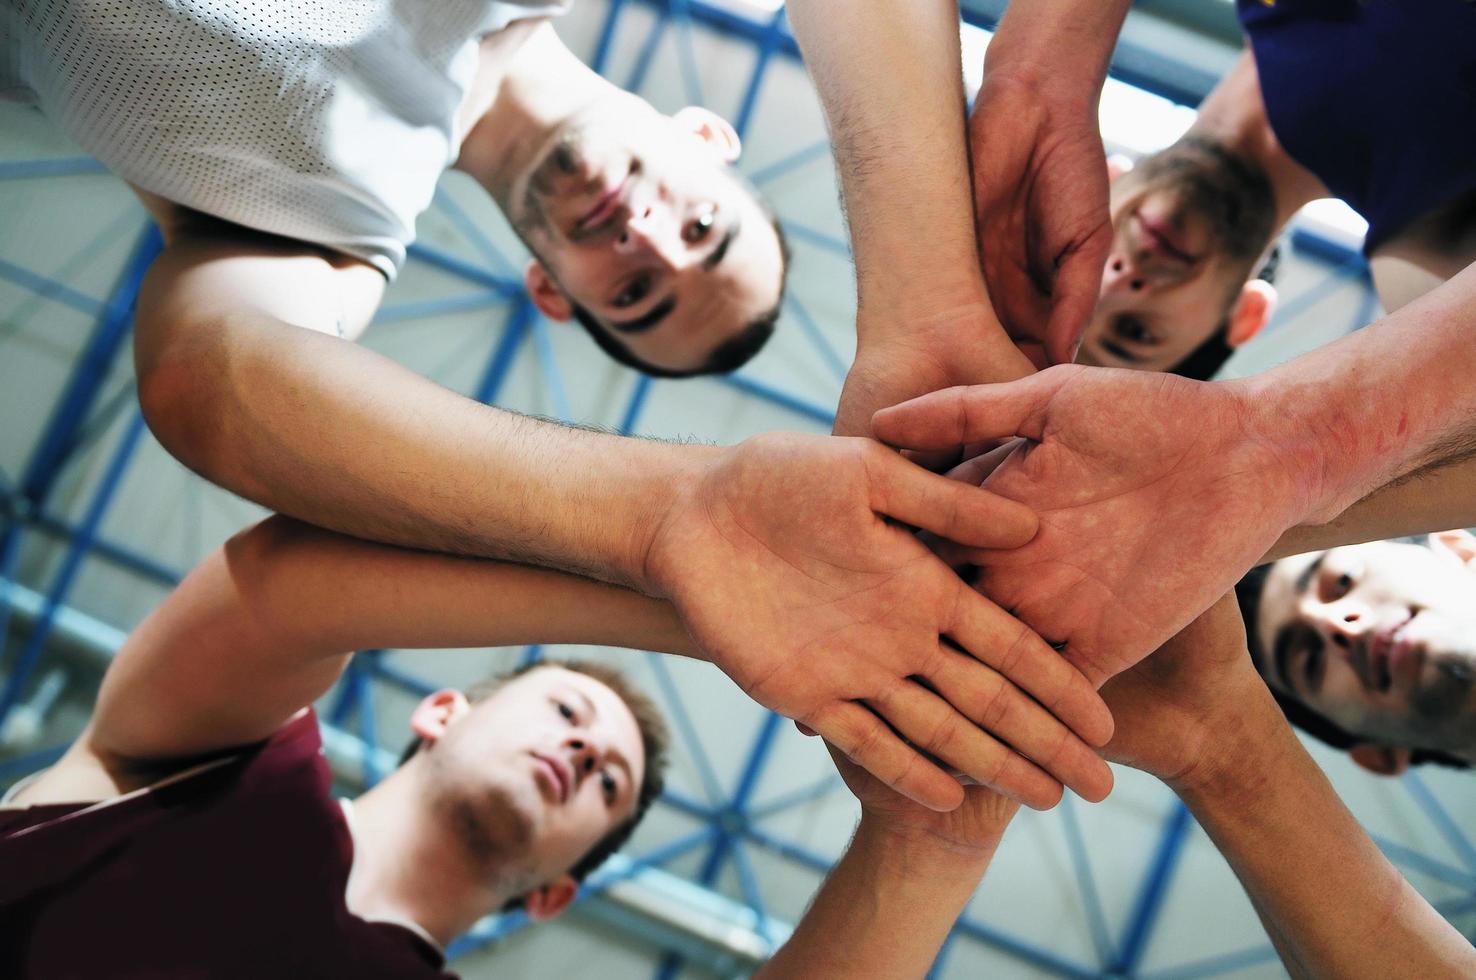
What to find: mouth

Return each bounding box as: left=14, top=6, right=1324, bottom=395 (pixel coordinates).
left=1134, top=213, right=1198, bottom=264
left=1359, top=616, right=1419, bottom=693
left=577, top=173, right=631, bottom=234
left=1098, top=337, right=1146, bottom=365
left=530, top=752, right=571, bottom=804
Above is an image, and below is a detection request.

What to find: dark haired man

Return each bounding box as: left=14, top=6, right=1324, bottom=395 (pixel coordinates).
left=0, top=516, right=688, bottom=975
left=1236, top=532, right=1476, bottom=776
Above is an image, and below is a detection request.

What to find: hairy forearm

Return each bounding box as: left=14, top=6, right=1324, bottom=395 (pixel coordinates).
left=1174, top=694, right=1476, bottom=978
left=786, top=0, right=991, bottom=323
left=1242, top=262, right=1476, bottom=527
left=1265, top=455, right=1476, bottom=562
left=140, top=311, right=714, bottom=588
left=757, top=817, right=996, bottom=979
left=226, top=517, right=700, bottom=660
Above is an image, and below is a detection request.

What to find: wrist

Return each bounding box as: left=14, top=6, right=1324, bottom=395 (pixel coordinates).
left=854, top=297, right=1029, bottom=383
left=1166, top=686, right=1298, bottom=805
left=981, top=0, right=1130, bottom=112
left=633, top=442, right=725, bottom=596
left=853, top=813, right=1001, bottom=877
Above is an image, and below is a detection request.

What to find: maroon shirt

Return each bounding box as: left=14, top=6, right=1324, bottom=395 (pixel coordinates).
left=0, top=711, right=456, bottom=979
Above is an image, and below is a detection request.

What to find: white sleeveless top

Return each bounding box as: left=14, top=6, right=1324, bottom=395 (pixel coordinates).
left=1, top=0, right=567, bottom=277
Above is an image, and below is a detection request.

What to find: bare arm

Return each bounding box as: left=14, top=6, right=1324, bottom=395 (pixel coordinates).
left=1100, top=596, right=1476, bottom=980
left=784, top=0, right=1033, bottom=436
left=87, top=516, right=697, bottom=764
left=758, top=745, right=1016, bottom=979
left=133, top=229, right=695, bottom=584
left=756, top=816, right=999, bottom=979
left=1179, top=703, right=1476, bottom=978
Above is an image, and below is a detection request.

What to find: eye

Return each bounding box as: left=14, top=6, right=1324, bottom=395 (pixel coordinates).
left=555, top=700, right=575, bottom=722
left=1113, top=315, right=1155, bottom=345
left=1319, top=570, right=1355, bottom=602
left=612, top=273, right=652, bottom=309
left=600, top=771, right=618, bottom=804
left=683, top=205, right=716, bottom=244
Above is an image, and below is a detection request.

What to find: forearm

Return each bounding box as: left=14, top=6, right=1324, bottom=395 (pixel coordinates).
left=140, top=310, right=714, bottom=588
left=982, top=0, right=1130, bottom=108
left=1242, top=261, right=1476, bottom=526
left=1265, top=455, right=1476, bottom=562
left=224, top=517, right=700, bottom=660
left=786, top=0, right=994, bottom=324
left=757, top=817, right=997, bottom=979
left=1174, top=693, right=1476, bottom=978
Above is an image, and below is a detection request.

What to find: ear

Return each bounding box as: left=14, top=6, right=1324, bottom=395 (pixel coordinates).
left=410, top=689, right=471, bottom=746
left=1226, top=278, right=1278, bottom=348
left=522, top=874, right=579, bottom=922
left=672, top=106, right=742, bottom=164
left=1106, top=152, right=1135, bottom=184
left=1349, top=743, right=1413, bottom=776
left=524, top=261, right=573, bottom=322
left=1429, top=528, right=1476, bottom=568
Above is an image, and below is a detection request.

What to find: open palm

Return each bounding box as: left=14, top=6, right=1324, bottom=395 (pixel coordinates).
left=874, top=366, right=1304, bottom=686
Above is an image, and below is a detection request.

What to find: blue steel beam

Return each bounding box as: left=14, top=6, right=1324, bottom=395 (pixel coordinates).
left=0, top=157, right=108, bottom=179
left=1112, top=800, right=1193, bottom=975
left=0, top=410, right=149, bottom=734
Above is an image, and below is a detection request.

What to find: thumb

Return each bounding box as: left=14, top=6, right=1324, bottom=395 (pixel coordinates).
left=1044, top=243, right=1109, bottom=366
left=871, top=370, right=1069, bottom=450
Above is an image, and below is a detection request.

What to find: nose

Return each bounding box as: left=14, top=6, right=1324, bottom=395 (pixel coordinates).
left=1305, top=599, right=1372, bottom=653
left=1101, top=255, right=1147, bottom=297
left=564, top=736, right=602, bottom=784
left=614, top=204, right=683, bottom=268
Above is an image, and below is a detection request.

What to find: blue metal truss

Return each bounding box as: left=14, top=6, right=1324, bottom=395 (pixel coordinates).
left=1, top=2, right=1472, bottom=978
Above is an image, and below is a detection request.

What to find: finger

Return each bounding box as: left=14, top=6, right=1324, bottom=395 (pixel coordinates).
left=943, top=441, right=1021, bottom=487
left=871, top=369, right=1070, bottom=451
left=947, top=581, right=1114, bottom=746
left=793, top=720, right=819, bottom=737
left=868, top=450, right=1037, bottom=550
left=1045, top=245, right=1110, bottom=366
left=870, top=680, right=1064, bottom=811
left=809, top=701, right=965, bottom=812
left=926, top=645, right=1114, bottom=803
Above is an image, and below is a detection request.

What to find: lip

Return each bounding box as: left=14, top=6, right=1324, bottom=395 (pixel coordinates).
left=1134, top=213, right=1197, bottom=263
left=578, top=174, right=630, bottom=232
left=1358, top=616, right=1418, bottom=693
left=530, top=752, right=572, bottom=804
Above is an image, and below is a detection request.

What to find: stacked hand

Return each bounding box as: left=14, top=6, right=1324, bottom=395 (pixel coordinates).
left=1098, top=593, right=1271, bottom=789
left=646, top=432, right=1115, bottom=812
left=873, top=366, right=1307, bottom=687
left=969, top=73, right=1112, bottom=368
left=828, top=742, right=1018, bottom=858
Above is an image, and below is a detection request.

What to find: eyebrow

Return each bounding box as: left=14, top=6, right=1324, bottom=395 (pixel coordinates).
left=606, top=218, right=741, bottom=335
left=1272, top=625, right=1298, bottom=692
left=1294, top=553, right=1326, bottom=595
left=571, top=687, right=635, bottom=795
left=702, top=219, right=740, bottom=272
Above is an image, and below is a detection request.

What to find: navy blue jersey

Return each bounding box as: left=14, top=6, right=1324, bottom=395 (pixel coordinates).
left=1238, top=0, right=1476, bottom=253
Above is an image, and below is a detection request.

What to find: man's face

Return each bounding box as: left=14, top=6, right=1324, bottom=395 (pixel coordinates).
left=422, top=667, right=645, bottom=888
left=1077, top=142, right=1272, bottom=373
left=511, top=98, right=784, bottom=373
left=1255, top=538, right=1476, bottom=759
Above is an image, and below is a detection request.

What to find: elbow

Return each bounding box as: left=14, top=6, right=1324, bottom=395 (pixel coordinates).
left=136, top=326, right=231, bottom=481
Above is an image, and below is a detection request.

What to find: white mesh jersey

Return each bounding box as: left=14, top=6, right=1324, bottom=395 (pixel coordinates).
left=0, top=0, right=567, bottom=277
